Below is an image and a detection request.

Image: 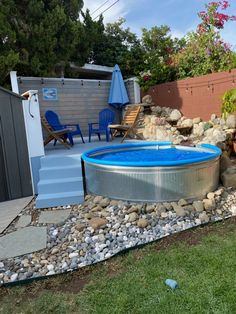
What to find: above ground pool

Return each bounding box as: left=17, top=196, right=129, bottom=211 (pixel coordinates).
left=82, top=142, right=221, bottom=202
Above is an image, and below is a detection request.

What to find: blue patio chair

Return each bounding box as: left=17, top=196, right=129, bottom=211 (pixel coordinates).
left=45, top=110, right=84, bottom=146
left=88, top=108, right=115, bottom=142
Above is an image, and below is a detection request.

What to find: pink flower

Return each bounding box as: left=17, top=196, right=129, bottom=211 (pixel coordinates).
left=143, top=75, right=151, bottom=82
left=221, top=0, right=230, bottom=10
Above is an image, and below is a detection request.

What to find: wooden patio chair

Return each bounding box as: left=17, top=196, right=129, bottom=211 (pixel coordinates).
left=109, top=105, right=141, bottom=142
left=41, top=115, right=71, bottom=149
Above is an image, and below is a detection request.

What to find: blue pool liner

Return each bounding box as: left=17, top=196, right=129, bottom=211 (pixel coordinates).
left=82, top=142, right=221, bottom=167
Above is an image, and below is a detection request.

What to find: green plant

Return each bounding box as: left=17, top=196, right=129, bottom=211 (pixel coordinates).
left=221, top=88, right=236, bottom=119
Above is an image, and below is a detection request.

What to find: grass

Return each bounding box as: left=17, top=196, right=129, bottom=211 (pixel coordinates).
left=1, top=218, right=236, bottom=314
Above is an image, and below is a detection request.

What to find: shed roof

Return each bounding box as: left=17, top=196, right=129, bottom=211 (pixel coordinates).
left=0, top=86, right=24, bottom=99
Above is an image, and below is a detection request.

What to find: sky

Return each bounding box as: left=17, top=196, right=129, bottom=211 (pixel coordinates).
left=83, top=0, right=236, bottom=49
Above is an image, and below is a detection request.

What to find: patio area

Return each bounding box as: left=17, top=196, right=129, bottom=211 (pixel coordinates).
left=44, top=136, right=139, bottom=157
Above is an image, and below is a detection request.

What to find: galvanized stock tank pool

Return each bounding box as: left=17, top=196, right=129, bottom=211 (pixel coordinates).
left=82, top=142, right=221, bottom=202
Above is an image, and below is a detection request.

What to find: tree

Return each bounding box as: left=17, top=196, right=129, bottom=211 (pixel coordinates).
left=138, top=25, right=185, bottom=90
left=0, top=0, right=85, bottom=84
left=0, top=0, right=19, bottom=85
left=173, top=0, right=236, bottom=79
left=89, top=18, right=145, bottom=78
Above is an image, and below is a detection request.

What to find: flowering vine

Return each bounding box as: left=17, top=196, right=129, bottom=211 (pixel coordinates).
left=197, top=1, right=236, bottom=32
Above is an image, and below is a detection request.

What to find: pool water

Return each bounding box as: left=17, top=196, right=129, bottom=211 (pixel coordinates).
left=94, top=148, right=212, bottom=163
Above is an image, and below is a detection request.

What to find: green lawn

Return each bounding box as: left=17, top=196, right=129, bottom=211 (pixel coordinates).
left=1, top=218, right=236, bottom=314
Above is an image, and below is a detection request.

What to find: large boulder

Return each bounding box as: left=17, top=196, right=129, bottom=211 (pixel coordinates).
left=181, top=119, right=193, bottom=128
left=221, top=166, right=236, bottom=188
left=193, top=123, right=204, bottom=137
left=169, top=109, right=182, bottom=121
left=142, top=95, right=152, bottom=104
left=193, top=117, right=201, bottom=124
left=220, top=153, right=232, bottom=174
left=226, top=114, right=236, bottom=128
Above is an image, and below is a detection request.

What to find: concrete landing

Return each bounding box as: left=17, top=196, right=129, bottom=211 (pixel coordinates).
left=0, top=197, right=33, bottom=234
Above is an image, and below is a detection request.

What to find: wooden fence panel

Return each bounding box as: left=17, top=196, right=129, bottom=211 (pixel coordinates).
left=19, top=78, right=136, bottom=135
left=143, top=69, right=236, bottom=120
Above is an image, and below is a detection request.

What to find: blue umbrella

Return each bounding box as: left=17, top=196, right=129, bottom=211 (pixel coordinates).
left=108, top=64, right=129, bottom=108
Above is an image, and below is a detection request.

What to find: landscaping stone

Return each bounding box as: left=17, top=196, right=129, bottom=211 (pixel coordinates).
left=226, top=114, right=236, bottom=128
left=172, top=203, right=186, bottom=217
left=38, top=209, right=71, bottom=224
left=0, top=186, right=235, bottom=285
left=220, top=154, right=232, bottom=174
left=178, top=199, right=188, bottom=206
left=88, top=218, right=108, bottom=230
left=193, top=201, right=204, bottom=212
left=99, top=198, right=110, bottom=208
left=0, top=226, right=47, bottom=259
left=206, top=192, right=215, bottom=200
left=221, top=166, right=236, bottom=188
left=137, top=218, right=149, bottom=228
left=93, top=196, right=103, bottom=204
left=169, top=109, right=182, bottom=121
left=75, top=223, right=86, bottom=232
left=199, top=212, right=210, bottom=223
left=181, top=119, right=193, bottom=128
left=15, top=215, right=32, bottom=228
left=142, top=95, right=152, bottom=104
left=128, top=212, right=138, bottom=222
left=193, top=117, right=201, bottom=124
left=203, top=199, right=216, bottom=211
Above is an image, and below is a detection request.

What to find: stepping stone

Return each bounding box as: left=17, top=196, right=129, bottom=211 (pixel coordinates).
left=0, top=196, right=33, bottom=234
left=38, top=209, right=71, bottom=224
left=15, top=215, right=32, bottom=228
left=0, top=226, right=47, bottom=259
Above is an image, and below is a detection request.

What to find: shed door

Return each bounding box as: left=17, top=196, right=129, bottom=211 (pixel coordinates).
left=0, top=133, right=8, bottom=201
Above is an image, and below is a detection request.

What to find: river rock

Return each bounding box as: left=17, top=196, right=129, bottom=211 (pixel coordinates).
left=47, top=264, right=54, bottom=271
left=128, top=212, right=138, bottom=222
left=203, top=199, right=216, bottom=211
left=192, top=201, right=204, bottom=212
left=206, top=192, right=215, bottom=200
left=230, top=205, right=236, bottom=215
left=199, top=212, right=209, bottom=223
left=100, top=198, right=110, bottom=208
left=91, top=205, right=102, bottom=212
left=137, top=218, right=149, bottom=228
left=172, top=203, right=186, bottom=217
left=128, top=206, right=139, bottom=213
left=178, top=199, right=188, bottom=206
left=69, top=252, right=79, bottom=258
left=89, top=218, right=108, bottom=230
left=75, top=223, right=86, bottom=232
left=161, top=212, right=168, bottom=218
left=93, top=196, right=103, bottom=204
left=10, top=273, right=18, bottom=282
left=146, top=204, right=155, bottom=213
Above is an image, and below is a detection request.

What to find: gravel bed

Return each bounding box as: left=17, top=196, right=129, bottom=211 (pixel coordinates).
left=1, top=186, right=236, bottom=285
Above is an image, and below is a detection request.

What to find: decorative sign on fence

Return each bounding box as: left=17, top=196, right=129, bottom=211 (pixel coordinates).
left=42, top=88, right=58, bottom=101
